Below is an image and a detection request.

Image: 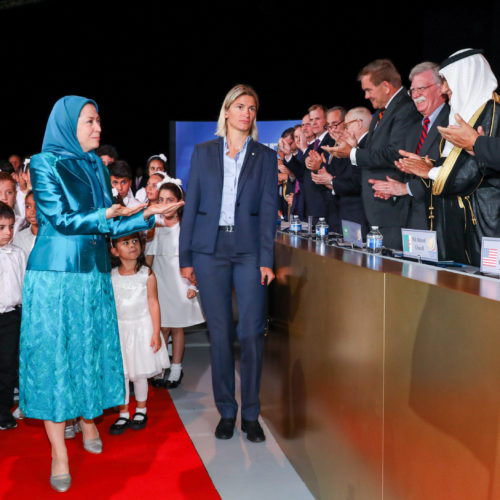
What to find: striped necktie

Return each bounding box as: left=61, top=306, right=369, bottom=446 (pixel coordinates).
left=376, top=108, right=386, bottom=125
left=416, top=116, right=430, bottom=154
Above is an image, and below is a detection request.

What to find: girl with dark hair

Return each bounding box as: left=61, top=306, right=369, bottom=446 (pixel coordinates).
left=109, top=232, right=170, bottom=434
left=135, top=154, right=169, bottom=203
left=146, top=181, right=204, bottom=388
left=12, top=190, right=37, bottom=256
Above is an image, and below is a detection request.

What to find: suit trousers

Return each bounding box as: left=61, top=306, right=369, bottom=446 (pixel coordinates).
left=0, top=308, right=21, bottom=415
left=193, top=231, right=266, bottom=420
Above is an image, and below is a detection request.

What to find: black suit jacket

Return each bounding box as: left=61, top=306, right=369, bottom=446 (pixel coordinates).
left=326, top=135, right=368, bottom=235
left=285, top=133, right=335, bottom=218
left=356, top=88, right=421, bottom=249
left=405, top=103, right=450, bottom=229
left=474, top=136, right=500, bottom=168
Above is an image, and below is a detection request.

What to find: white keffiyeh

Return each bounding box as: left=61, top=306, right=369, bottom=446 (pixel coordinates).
left=439, top=49, right=497, bottom=156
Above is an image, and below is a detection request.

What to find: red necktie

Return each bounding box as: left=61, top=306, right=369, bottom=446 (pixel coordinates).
left=376, top=108, right=386, bottom=125
left=416, top=116, right=430, bottom=154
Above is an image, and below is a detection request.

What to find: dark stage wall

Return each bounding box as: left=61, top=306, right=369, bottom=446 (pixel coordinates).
left=0, top=1, right=497, bottom=168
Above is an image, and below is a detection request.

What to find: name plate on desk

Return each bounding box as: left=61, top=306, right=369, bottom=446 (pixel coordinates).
left=480, top=237, right=500, bottom=275
left=401, top=229, right=438, bottom=262
left=342, top=219, right=363, bottom=248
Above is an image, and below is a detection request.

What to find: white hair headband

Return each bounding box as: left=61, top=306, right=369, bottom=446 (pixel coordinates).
left=147, top=153, right=168, bottom=164
left=156, top=175, right=183, bottom=190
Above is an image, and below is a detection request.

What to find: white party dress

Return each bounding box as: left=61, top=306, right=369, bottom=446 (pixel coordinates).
left=146, top=223, right=205, bottom=328
left=111, top=266, right=170, bottom=380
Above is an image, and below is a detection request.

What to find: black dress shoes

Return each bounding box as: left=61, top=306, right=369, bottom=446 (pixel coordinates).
left=164, top=370, right=184, bottom=389
left=0, top=413, right=17, bottom=430
left=215, top=418, right=236, bottom=439
left=241, top=419, right=265, bottom=443
left=109, top=416, right=130, bottom=435
left=130, top=412, right=148, bottom=430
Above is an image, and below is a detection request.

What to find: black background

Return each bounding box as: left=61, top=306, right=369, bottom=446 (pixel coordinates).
left=0, top=0, right=498, bottom=171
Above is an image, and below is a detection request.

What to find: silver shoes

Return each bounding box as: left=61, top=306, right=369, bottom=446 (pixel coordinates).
left=12, top=407, right=24, bottom=420
left=64, top=424, right=76, bottom=440
left=50, top=460, right=71, bottom=493
left=83, top=433, right=103, bottom=454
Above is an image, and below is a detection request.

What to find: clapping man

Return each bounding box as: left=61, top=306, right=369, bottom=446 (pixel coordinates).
left=333, top=59, right=420, bottom=249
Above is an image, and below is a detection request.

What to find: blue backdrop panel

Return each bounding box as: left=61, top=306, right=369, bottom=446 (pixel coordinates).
left=174, top=120, right=300, bottom=188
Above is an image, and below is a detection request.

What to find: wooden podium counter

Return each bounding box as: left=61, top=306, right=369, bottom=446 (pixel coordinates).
left=262, top=233, right=500, bottom=500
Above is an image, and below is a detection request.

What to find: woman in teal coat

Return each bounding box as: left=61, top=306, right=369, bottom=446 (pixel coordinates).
left=18, top=96, right=182, bottom=492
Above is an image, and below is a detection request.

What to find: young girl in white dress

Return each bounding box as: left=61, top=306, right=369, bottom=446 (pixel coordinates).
left=146, top=181, right=204, bottom=388
left=109, top=232, right=170, bottom=434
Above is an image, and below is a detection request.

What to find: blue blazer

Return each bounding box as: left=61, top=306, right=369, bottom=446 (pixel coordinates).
left=179, top=137, right=278, bottom=269
left=28, top=152, right=154, bottom=273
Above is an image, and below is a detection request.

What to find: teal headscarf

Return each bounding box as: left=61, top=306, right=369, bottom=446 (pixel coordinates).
left=41, top=95, right=112, bottom=206
left=42, top=95, right=100, bottom=162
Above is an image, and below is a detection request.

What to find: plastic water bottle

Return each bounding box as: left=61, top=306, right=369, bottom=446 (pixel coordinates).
left=290, top=215, right=301, bottom=234
left=366, top=226, right=383, bottom=253
left=315, top=217, right=329, bottom=241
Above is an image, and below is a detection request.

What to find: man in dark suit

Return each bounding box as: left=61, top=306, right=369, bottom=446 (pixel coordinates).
left=369, top=62, right=449, bottom=233
left=287, top=123, right=309, bottom=219
left=333, top=59, right=421, bottom=249
left=277, top=128, right=298, bottom=220
left=311, top=106, right=370, bottom=237
left=179, top=85, right=277, bottom=443
left=282, top=105, right=335, bottom=223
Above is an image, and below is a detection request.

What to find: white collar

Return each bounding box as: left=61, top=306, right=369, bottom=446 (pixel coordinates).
left=0, top=242, right=14, bottom=253
left=385, top=86, right=404, bottom=109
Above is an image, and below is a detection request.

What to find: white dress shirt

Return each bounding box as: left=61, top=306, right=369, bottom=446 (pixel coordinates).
left=0, top=242, right=26, bottom=313
left=15, top=187, right=26, bottom=218
left=135, top=187, right=148, bottom=204
left=13, top=226, right=36, bottom=257
left=123, top=188, right=141, bottom=207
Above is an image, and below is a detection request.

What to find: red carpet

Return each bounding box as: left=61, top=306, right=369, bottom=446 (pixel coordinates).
left=0, top=387, right=220, bottom=499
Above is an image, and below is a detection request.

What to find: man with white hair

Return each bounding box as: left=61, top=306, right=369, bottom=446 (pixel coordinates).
left=311, top=106, right=370, bottom=236
left=369, top=62, right=449, bottom=233
left=397, top=49, right=500, bottom=266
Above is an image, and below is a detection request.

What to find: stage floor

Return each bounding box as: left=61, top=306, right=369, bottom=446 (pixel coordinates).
left=170, top=328, right=314, bottom=500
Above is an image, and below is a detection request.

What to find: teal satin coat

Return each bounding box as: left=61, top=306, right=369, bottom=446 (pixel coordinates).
left=28, top=152, right=154, bottom=273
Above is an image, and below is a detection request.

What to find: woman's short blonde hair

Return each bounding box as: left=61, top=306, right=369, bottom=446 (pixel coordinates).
left=215, top=84, right=259, bottom=140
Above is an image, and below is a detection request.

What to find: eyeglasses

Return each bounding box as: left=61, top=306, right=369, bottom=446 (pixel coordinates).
left=327, top=120, right=344, bottom=129
left=408, top=83, right=436, bottom=96
left=344, top=119, right=360, bottom=129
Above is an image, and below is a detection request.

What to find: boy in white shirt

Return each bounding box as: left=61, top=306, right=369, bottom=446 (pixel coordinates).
left=109, top=161, right=141, bottom=208
left=0, top=172, right=25, bottom=235
left=0, top=201, right=26, bottom=430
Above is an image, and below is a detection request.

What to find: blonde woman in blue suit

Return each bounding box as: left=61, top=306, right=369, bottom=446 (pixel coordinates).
left=180, top=84, right=277, bottom=443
